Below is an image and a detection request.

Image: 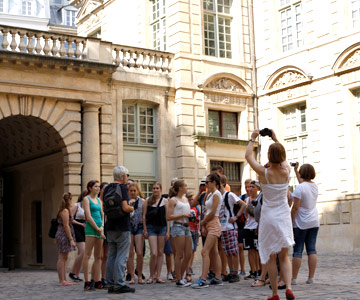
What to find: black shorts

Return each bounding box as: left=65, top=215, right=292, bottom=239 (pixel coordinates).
left=73, top=220, right=85, bottom=243
left=243, top=229, right=258, bottom=250
left=238, top=228, right=245, bottom=244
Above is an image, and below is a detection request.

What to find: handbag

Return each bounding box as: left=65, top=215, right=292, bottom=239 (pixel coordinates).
left=48, top=218, right=59, bottom=239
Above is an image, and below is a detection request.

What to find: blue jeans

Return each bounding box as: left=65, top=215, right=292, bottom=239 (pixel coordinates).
left=106, top=230, right=131, bottom=289
left=293, top=227, right=319, bottom=258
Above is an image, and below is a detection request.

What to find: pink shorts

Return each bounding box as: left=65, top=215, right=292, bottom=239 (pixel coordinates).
left=205, top=218, right=222, bottom=238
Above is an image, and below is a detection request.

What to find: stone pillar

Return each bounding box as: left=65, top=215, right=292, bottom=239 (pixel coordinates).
left=82, top=103, right=101, bottom=189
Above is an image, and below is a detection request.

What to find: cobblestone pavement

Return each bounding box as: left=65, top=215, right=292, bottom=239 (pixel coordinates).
left=1, top=254, right=359, bottom=300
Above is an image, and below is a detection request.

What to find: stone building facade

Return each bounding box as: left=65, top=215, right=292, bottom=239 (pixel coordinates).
left=0, top=0, right=257, bottom=269
left=254, top=0, right=360, bottom=253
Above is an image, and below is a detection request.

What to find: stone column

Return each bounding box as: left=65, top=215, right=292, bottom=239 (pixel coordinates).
left=82, top=103, right=101, bottom=189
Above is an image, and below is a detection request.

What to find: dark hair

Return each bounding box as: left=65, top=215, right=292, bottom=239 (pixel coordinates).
left=268, top=142, right=286, bottom=164
left=87, top=179, right=99, bottom=193
left=169, top=179, right=185, bottom=198
left=100, top=182, right=108, bottom=190
left=211, top=165, right=223, bottom=174
left=57, top=192, right=72, bottom=218
left=147, top=182, right=162, bottom=206
left=207, top=173, right=220, bottom=190
left=220, top=175, right=228, bottom=187
left=77, top=190, right=89, bottom=203
left=299, top=164, right=316, bottom=180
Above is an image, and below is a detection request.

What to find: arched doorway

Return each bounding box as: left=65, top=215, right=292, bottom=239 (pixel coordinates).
left=0, top=115, right=66, bottom=269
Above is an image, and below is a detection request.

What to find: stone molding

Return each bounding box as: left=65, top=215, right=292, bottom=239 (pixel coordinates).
left=333, top=42, right=360, bottom=75
left=263, top=66, right=312, bottom=95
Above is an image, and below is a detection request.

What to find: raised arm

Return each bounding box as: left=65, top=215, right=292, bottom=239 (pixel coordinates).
left=245, top=129, right=265, bottom=175
left=294, top=162, right=304, bottom=183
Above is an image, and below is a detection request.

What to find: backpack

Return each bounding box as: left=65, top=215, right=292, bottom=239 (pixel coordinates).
left=233, top=194, right=246, bottom=228
left=223, top=192, right=235, bottom=228
left=103, top=183, right=126, bottom=220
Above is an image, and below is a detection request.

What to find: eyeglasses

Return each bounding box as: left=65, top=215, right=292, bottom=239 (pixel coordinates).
left=126, top=174, right=130, bottom=177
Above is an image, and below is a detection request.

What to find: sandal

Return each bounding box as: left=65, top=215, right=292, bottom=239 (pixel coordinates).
left=129, top=279, right=135, bottom=285
left=251, top=279, right=265, bottom=287
left=138, top=279, right=145, bottom=284
left=146, top=278, right=154, bottom=284
left=155, top=278, right=165, bottom=283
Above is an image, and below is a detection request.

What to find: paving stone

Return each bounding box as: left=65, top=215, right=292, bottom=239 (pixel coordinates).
left=0, top=253, right=359, bottom=299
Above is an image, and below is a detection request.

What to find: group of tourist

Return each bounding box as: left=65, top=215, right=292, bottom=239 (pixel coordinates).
left=54, top=129, right=320, bottom=300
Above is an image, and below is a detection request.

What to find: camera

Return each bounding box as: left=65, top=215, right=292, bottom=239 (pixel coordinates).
left=290, top=162, right=296, bottom=167
left=259, top=128, right=272, bottom=137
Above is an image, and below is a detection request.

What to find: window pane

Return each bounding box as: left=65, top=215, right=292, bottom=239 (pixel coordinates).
left=222, top=112, right=237, bottom=138
left=208, top=110, right=220, bottom=137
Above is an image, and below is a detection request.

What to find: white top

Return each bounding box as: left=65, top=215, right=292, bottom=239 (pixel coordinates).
left=74, top=202, right=85, bottom=220
left=292, top=182, right=319, bottom=229
left=219, top=191, right=239, bottom=231
left=244, top=197, right=258, bottom=230
left=205, top=190, right=222, bottom=217
left=171, top=196, right=190, bottom=224
left=258, top=168, right=294, bottom=264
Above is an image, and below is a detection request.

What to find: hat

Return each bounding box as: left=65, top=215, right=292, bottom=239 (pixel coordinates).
left=200, top=176, right=207, bottom=185
left=250, top=180, right=260, bottom=187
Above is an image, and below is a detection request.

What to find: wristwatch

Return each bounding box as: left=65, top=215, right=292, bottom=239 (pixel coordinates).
left=249, top=138, right=256, bottom=142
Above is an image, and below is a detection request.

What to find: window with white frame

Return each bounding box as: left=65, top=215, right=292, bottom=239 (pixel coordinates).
left=140, top=181, right=156, bottom=199
left=352, top=0, right=360, bottom=27
left=22, top=0, right=33, bottom=16
left=203, top=0, right=232, bottom=58
left=280, top=0, right=302, bottom=52
left=151, top=0, right=166, bottom=51
left=0, top=0, right=4, bottom=13
left=65, top=10, right=76, bottom=27
left=283, top=104, right=308, bottom=188
left=123, top=104, right=156, bottom=145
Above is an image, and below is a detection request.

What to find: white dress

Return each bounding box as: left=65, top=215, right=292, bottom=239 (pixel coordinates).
left=259, top=168, right=295, bottom=264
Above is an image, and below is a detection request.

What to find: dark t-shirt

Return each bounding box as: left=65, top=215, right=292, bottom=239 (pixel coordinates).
left=104, top=183, right=130, bottom=232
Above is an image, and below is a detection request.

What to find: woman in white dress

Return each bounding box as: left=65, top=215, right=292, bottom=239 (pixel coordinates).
left=245, top=129, right=295, bottom=300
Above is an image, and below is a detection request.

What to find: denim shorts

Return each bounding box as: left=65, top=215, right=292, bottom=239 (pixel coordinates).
left=164, top=239, right=173, bottom=254
left=293, top=227, right=319, bottom=258
left=171, top=224, right=191, bottom=238
left=147, top=224, right=167, bottom=236
left=130, top=224, right=143, bottom=236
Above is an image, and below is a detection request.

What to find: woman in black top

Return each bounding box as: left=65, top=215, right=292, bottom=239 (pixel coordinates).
left=143, top=182, right=169, bottom=283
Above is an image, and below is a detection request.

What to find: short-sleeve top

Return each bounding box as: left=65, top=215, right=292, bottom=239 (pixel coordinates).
left=244, top=197, right=258, bottom=230
left=205, top=189, right=222, bottom=217
left=292, top=181, right=319, bottom=229
left=219, top=191, right=239, bottom=231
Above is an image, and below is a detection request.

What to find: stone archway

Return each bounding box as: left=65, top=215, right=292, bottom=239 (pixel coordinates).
left=0, top=94, right=82, bottom=269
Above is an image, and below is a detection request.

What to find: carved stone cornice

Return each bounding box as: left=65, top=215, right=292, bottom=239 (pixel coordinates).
left=333, top=44, right=360, bottom=75
left=206, top=78, right=245, bottom=93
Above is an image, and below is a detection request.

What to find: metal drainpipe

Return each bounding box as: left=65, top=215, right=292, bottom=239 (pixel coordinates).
left=248, top=0, right=260, bottom=162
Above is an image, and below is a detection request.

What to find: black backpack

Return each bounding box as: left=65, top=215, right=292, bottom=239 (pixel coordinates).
left=103, top=183, right=126, bottom=220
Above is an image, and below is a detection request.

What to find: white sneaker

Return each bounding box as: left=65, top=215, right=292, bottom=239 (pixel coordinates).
left=167, top=273, right=174, bottom=280
left=176, top=279, right=191, bottom=287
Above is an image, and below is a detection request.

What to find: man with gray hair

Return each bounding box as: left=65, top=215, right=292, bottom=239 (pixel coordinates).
left=104, top=166, right=135, bottom=294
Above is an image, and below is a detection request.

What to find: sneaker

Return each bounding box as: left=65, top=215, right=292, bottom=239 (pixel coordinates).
left=239, top=270, right=246, bottom=277
left=94, top=281, right=104, bottom=289
left=229, top=274, right=240, bottom=283
left=207, top=270, right=215, bottom=280
left=167, top=273, right=174, bottom=280
left=101, top=278, right=108, bottom=288
left=192, top=278, right=209, bottom=289
left=176, top=279, right=192, bottom=287
left=84, top=280, right=95, bottom=291
left=108, top=286, right=114, bottom=293
left=125, top=273, right=131, bottom=281
left=244, top=272, right=257, bottom=280
left=209, top=277, right=223, bottom=286
left=69, top=272, right=82, bottom=282
left=112, top=285, right=135, bottom=294
left=306, top=278, right=314, bottom=284
left=221, top=274, right=232, bottom=282
left=291, top=279, right=297, bottom=285
left=189, top=267, right=195, bottom=275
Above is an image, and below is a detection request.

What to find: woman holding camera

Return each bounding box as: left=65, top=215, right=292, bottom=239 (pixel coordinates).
left=291, top=163, right=319, bottom=285
left=245, top=129, right=295, bottom=300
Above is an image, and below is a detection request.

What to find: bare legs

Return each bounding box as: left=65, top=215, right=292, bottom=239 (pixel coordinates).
left=292, top=253, right=317, bottom=281
left=71, top=242, right=85, bottom=277
left=200, top=234, right=221, bottom=280
left=128, top=234, right=144, bottom=282
left=148, top=235, right=166, bottom=280
left=101, top=241, right=108, bottom=281
left=83, top=236, right=104, bottom=282
left=57, top=252, right=69, bottom=284
left=173, top=235, right=192, bottom=281
left=267, top=248, right=292, bottom=297
left=238, top=242, right=245, bottom=273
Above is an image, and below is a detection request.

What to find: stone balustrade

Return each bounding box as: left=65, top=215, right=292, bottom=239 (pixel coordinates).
left=0, top=25, right=173, bottom=74
left=112, top=45, right=173, bottom=73
left=0, top=25, right=87, bottom=59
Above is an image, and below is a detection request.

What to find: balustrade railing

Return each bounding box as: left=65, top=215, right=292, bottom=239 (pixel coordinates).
left=112, top=46, right=172, bottom=73
left=0, top=25, right=173, bottom=74
left=0, top=25, right=87, bottom=59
